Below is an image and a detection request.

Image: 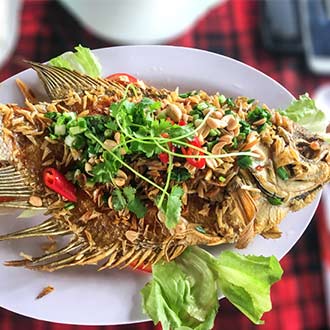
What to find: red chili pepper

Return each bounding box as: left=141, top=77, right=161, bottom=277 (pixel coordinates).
left=106, top=73, right=138, bottom=83
left=129, top=260, right=152, bottom=273
left=181, top=136, right=206, bottom=169
left=255, top=165, right=264, bottom=171
left=178, top=120, right=186, bottom=126
left=43, top=168, right=77, bottom=202
left=158, top=133, right=176, bottom=164
left=166, top=117, right=175, bottom=125
left=159, top=153, right=169, bottom=164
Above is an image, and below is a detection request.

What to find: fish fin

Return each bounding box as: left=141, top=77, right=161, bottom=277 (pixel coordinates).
left=0, top=165, right=42, bottom=209
left=0, top=165, right=31, bottom=198
left=27, top=61, right=126, bottom=100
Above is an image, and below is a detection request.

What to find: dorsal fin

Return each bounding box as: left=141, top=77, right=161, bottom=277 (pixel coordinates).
left=27, top=61, right=126, bottom=100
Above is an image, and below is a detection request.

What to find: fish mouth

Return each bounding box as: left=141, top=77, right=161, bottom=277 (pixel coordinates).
left=291, top=184, right=322, bottom=201
left=250, top=170, right=322, bottom=204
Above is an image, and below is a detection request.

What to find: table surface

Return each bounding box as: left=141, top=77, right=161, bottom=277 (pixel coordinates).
left=0, top=1, right=329, bottom=329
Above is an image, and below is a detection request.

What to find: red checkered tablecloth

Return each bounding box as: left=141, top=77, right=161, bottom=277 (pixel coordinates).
left=0, top=1, right=329, bottom=329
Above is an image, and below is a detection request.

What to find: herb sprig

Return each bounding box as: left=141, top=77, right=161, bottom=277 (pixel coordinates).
left=45, top=86, right=260, bottom=228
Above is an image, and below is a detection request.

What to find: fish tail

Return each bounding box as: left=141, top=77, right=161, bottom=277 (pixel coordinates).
left=0, top=117, right=40, bottom=209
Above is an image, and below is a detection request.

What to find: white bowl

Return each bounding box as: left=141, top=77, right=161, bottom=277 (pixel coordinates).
left=0, top=46, right=320, bottom=325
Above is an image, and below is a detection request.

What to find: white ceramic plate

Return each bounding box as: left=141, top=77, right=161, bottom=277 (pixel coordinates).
left=0, top=46, right=320, bottom=325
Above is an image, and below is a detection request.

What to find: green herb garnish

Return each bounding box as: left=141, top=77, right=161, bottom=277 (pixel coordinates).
left=247, top=106, right=271, bottom=123
left=267, top=196, right=283, bottom=206
left=45, top=89, right=260, bottom=230
left=123, top=186, right=147, bottom=218
left=171, top=168, right=191, bottom=182
left=158, top=185, right=184, bottom=229
left=111, top=186, right=147, bottom=218
left=226, top=97, right=235, bottom=107
left=218, top=94, right=226, bottom=104
left=195, top=225, right=206, bottom=234
left=196, top=102, right=209, bottom=111
left=179, top=90, right=198, bottom=98
left=276, top=167, right=289, bottom=181
left=64, top=202, right=75, bottom=210
left=112, top=189, right=127, bottom=211
left=237, top=155, right=252, bottom=169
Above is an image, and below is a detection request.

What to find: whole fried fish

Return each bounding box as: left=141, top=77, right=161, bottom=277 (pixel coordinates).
left=0, top=63, right=329, bottom=272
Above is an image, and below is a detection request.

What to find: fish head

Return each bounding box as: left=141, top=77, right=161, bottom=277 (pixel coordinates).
left=248, top=117, right=330, bottom=226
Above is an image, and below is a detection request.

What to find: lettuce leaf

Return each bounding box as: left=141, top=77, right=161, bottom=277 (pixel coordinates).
left=215, top=250, right=283, bottom=324
left=141, top=247, right=283, bottom=330
left=279, top=93, right=327, bottom=134
left=49, top=45, right=101, bottom=78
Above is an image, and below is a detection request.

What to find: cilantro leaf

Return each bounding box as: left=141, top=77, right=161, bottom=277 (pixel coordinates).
left=165, top=185, right=184, bottom=229
left=112, top=189, right=127, bottom=211
left=130, top=140, right=161, bottom=158
left=123, top=186, right=147, bottom=218
left=91, top=150, right=122, bottom=183
left=170, top=168, right=191, bottom=182
left=167, top=123, right=194, bottom=139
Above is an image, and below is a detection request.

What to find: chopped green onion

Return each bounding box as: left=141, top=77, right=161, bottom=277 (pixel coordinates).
left=64, top=202, right=75, bottom=210
left=73, top=135, right=85, bottom=149
left=267, top=196, right=283, bottom=205
left=237, top=155, right=252, bottom=169
left=226, top=97, right=235, bottom=107
left=195, top=225, right=206, bottom=234
left=276, top=167, right=289, bottom=181
left=225, top=109, right=234, bottom=115
left=209, top=129, right=220, bottom=137
left=247, top=98, right=255, bottom=104
left=179, top=90, right=197, bottom=98
left=232, top=137, right=238, bottom=149
left=64, top=112, right=77, bottom=121
left=196, top=102, right=209, bottom=110
left=44, top=112, right=59, bottom=120
left=64, top=135, right=76, bottom=147
left=247, top=106, right=271, bottom=123
left=219, top=176, right=226, bottom=182
left=69, top=125, right=87, bottom=135
left=218, top=94, right=226, bottom=104
left=54, top=124, right=66, bottom=136
left=49, top=133, right=58, bottom=140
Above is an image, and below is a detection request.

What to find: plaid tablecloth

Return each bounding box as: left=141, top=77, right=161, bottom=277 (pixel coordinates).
left=0, top=0, right=329, bottom=329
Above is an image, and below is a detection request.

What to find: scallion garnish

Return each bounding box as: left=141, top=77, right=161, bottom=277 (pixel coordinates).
left=276, top=167, right=289, bottom=181
left=267, top=196, right=283, bottom=205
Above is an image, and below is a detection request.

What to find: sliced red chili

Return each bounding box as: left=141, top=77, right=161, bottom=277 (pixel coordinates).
left=255, top=165, right=264, bottom=171
left=181, top=136, right=206, bottom=169
left=129, top=260, right=152, bottom=273
left=158, top=133, right=176, bottom=164
left=159, top=153, right=169, bottom=164
left=106, top=73, right=138, bottom=83
left=166, top=117, right=175, bottom=125
left=43, top=168, right=77, bottom=202
left=178, top=120, right=186, bottom=126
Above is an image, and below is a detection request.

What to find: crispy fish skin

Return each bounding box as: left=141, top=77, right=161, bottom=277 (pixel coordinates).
left=0, top=64, right=329, bottom=271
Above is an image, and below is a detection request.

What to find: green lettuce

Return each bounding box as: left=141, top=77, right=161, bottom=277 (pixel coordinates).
left=280, top=93, right=327, bottom=134
left=141, top=247, right=283, bottom=330
left=49, top=45, right=101, bottom=78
